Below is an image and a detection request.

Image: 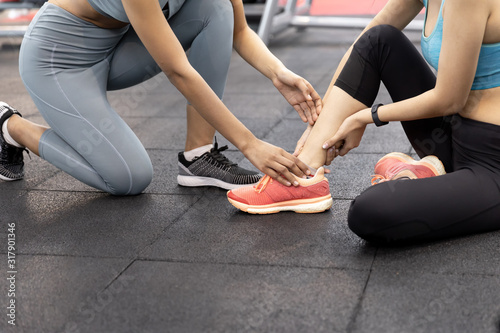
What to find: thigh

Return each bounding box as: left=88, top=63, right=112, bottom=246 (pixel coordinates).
left=107, top=0, right=234, bottom=98
left=348, top=168, right=500, bottom=244
left=170, top=0, right=234, bottom=98
left=106, top=26, right=162, bottom=91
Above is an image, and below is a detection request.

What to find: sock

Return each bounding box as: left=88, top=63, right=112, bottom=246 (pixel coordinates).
left=184, top=144, right=213, bottom=161
left=2, top=119, right=23, bottom=148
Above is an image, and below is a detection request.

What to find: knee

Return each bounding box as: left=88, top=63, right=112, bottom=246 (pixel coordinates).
left=208, top=0, right=234, bottom=37
left=355, top=24, right=404, bottom=50
left=347, top=184, right=397, bottom=243
left=347, top=190, right=380, bottom=242
left=212, top=0, right=234, bottom=19
left=348, top=182, right=434, bottom=244
left=106, top=159, right=153, bottom=196
left=128, top=162, right=153, bottom=195
left=202, top=0, right=234, bottom=31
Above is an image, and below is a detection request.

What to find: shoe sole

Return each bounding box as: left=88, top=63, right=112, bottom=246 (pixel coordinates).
left=420, top=155, right=446, bottom=175
left=0, top=174, right=22, bottom=181
left=227, top=194, right=333, bottom=214
left=377, top=152, right=446, bottom=176
left=178, top=175, right=260, bottom=191
left=0, top=166, right=23, bottom=181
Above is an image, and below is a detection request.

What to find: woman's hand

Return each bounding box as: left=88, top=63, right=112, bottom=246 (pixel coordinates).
left=244, top=139, right=311, bottom=186
left=273, top=68, right=322, bottom=125
left=293, top=124, right=335, bottom=172
left=322, top=109, right=371, bottom=157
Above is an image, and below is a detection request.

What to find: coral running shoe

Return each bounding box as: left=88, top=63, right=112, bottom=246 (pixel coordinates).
left=227, top=167, right=333, bottom=214
left=371, top=152, right=445, bottom=185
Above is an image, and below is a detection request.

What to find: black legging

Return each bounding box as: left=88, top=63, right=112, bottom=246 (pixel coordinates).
left=335, top=25, right=500, bottom=244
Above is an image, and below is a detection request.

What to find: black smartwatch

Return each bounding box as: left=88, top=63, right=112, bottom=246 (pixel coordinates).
left=371, top=103, right=388, bottom=127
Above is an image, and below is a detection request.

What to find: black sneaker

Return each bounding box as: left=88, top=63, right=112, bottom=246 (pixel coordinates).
left=178, top=139, right=261, bottom=190
left=0, top=102, right=24, bottom=181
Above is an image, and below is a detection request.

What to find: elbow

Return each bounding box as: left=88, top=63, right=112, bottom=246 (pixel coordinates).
left=232, top=27, right=249, bottom=54
left=163, top=63, right=194, bottom=88
left=430, top=90, right=467, bottom=117
left=439, top=100, right=465, bottom=116
left=163, top=67, right=185, bottom=83
left=158, top=57, right=193, bottom=83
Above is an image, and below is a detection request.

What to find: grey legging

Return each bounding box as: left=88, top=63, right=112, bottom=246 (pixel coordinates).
left=19, top=0, right=233, bottom=195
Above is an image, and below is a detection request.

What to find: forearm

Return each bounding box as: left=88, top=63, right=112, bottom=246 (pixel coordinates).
left=376, top=90, right=461, bottom=124
left=233, top=26, right=285, bottom=81
left=317, top=89, right=459, bottom=161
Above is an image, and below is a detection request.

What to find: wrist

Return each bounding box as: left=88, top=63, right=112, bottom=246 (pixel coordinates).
left=237, top=133, right=258, bottom=156
left=269, top=62, right=287, bottom=82
left=371, top=103, right=388, bottom=127
left=356, top=108, right=373, bottom=125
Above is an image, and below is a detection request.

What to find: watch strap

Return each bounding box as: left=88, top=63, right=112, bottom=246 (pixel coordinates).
left=371, top=103, right=388, bottom=127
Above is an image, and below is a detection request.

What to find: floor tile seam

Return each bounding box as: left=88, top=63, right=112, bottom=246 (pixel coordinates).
left=1, top=252, right=364, bottom=273
left=133, top=257, right=371, bottom=273
left=0, top=190, right=354, bottom=200
left=4, top=252, right=136, bottom=260
left=386, top=270, right=500, bottom=279
left=7, top=188, right=203, bottom=197
left=346, top=247, right=378, bottom=333
left=404, top=146, right=415, bottom=155
left=9, top=169, right=63, bottom=191
left=134, top=194, right=209, bottom=257
left=260, top=112, right=294, bottom=141
left=5, top=253, right=500, bottom=279
left=100, top=259, right=138, bottom=293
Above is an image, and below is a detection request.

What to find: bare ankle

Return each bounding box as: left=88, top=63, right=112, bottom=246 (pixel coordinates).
left=6, top=115, right=23, bottom=141
left=297, top=153, right=323, bottom=170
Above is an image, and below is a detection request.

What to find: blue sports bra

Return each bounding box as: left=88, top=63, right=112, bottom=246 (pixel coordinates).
left=87, top=0, right=184, bottom=23
left=421, top=0, right=500, bottom=90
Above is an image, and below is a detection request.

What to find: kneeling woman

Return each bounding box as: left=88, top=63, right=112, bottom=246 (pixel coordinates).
left=0, top=0, right=321, bottom=194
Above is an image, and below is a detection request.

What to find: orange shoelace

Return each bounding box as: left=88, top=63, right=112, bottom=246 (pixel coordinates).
left=370, top=174, right=387, bottom=185
left=255, top=175, right=272, bottom=193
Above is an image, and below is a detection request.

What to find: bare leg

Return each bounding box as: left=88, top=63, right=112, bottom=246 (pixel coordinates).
left=7, top=115, right=47, bottom=156
left=297, top=86, right=367, bottom=169
left=185, top=104, right=216, bottom=151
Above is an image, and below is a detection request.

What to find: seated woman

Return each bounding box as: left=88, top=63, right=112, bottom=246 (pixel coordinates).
left=228, top=0, right=500, bottom=244
left=0, top=0, right=323, bottom=193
